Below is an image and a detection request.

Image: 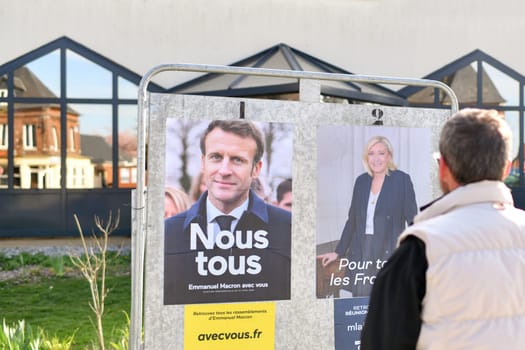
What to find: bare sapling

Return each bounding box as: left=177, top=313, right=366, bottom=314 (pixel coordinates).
left=70, top=210, right=120, bottom=350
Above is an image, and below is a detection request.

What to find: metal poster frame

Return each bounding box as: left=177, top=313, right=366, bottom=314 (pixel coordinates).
left=131, top=64, right=459, bottom=350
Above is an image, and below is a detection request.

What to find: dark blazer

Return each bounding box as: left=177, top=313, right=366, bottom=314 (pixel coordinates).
left=335, top=169, right=417, bottom=296
left=164, top=190, right=291, bottom=305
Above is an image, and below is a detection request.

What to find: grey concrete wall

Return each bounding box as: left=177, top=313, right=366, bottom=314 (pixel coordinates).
left=2, top=0, right=524, bottom=87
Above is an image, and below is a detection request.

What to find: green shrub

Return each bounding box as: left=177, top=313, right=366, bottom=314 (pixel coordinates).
left=49, top=256, right=65, bottom=277
left=109, top=312, right=129, bottom=350
left=0, top=319, right=43, bottom=350
left=0, top=252, right=130, bottom=275
left=41, top=332, right=75, bottom=350
left=0, top=254, right=130, bottom=349
left=0, top=252, right=56, bottom=272
left=0, top=318, right=76, bottom=350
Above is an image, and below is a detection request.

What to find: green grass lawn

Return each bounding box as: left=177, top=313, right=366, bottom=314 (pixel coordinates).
left=0, top=255, right=131, bottom=349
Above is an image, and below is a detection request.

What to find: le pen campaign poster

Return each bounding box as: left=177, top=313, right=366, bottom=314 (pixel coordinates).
left=184, top=302, right=275, bottom=350
left=163, top=119, right=293, bottom=304
left=316, top=124, right=432, bottom=299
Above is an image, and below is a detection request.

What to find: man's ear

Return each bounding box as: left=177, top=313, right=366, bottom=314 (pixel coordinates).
left=439, top=157, right=459, bottom=191
left=252, top=160, right=262, bottom=178
left=438, top=157, right=447, bottom=181
left=503, top=160, right=512, bottom=179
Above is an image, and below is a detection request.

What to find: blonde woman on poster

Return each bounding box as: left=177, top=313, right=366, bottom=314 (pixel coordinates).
left=319, top=135, right=417, bottom=297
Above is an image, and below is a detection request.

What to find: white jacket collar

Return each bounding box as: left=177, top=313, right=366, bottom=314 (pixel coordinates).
left=414, top=180, right=514, bottom=224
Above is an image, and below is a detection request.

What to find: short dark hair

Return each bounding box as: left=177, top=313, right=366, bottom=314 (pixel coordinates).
left=276, top=178, right=292, bottom=203
left=439, top=108, right=512, bottom=184
left=200, top=120, right=265, bottom=164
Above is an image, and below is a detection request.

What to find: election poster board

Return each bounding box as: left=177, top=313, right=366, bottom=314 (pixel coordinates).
left=143, top=93, right=450, bottom=350
left=163, top=119, right=293, bottom=304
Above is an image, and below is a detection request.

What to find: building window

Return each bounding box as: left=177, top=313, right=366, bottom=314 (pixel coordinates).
left=400, top=49, right=525, bottom=202
left=69, top=127, right=75, bottom=151
left=0, top=124, right=7, bottom=149
left=0, top=89, right=7, bottom=108
left=131, top=167, right=137, bottom=183
left=23, top=124, right=36, bottom=149
left=120, top=168, right=130, bottom=184
left=51, top=126, right=58, bottom=151
left=72, top=167, right=77, bottom=187
left=0, top=37, right=147, bottom=192
left=81, top=168, right=86, bottom=187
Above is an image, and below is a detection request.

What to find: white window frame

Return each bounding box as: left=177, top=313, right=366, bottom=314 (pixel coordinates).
left=69, top=126, right=76, bottom=151
left=51, top=126, right=58, bottom=151
left=0, top=123, right=8, bottom=149
left=120, top=167, right=130, bottom=183
left=23, top=124, right=36, bottom=149
left=0, top=88, right=7, bottom=107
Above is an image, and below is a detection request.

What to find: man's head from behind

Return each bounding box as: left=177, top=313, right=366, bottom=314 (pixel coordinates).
left=438, top=108, right=512, bottom=193
left=200, top=120, right=265, bottom=213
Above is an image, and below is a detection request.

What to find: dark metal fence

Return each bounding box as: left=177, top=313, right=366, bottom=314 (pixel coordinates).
left=0, top=189, right=131, bottom=237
